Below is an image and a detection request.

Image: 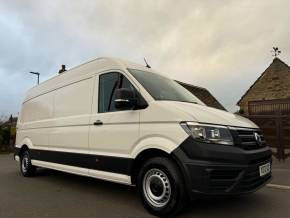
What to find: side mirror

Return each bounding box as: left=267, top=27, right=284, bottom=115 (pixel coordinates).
left=114, top=88, right=137, bottom=109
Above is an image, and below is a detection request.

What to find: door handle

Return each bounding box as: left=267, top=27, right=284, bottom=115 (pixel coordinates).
left=93, top=120, right=103, bottom=126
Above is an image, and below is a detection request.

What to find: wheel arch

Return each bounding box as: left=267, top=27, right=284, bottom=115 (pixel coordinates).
left=18, top=144, right=29, bottom=158
left=20, top=137, right=33, bottom=149
left=16, top=137, right=33, bottom=158
left=130, top=148, right=187, bottom=187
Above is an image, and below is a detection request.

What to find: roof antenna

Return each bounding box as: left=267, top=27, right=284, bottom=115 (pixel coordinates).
left=144, top=58, right=151, bottom=68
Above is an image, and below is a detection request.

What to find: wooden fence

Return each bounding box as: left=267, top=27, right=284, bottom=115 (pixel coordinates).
left=247, top=99, right=290, bottom=160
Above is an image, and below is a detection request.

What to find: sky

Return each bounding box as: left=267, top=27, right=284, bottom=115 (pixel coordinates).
left=0, top=0, right=290, bottom=117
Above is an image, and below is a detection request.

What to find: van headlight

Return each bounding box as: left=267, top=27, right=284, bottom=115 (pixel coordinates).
left=180, top=122, right=234, bottom=145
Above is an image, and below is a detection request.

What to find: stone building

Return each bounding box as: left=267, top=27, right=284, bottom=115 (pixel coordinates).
left=176, top=81, right=226, bottom=111
left=237, top=58, right=290, bottom=115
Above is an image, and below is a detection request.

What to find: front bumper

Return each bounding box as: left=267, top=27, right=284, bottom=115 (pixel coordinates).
left=172, top=137, right=272, bottom=198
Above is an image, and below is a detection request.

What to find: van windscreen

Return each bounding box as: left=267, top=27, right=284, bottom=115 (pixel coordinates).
left=128, top=69, right=204, bottom=105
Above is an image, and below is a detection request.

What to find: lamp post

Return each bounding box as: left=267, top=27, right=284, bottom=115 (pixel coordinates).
left=29, top=72, right=40, bottom=85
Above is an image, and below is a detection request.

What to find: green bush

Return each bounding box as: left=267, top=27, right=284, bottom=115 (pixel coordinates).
left=0, top=127, right=2, bottom=145
left=1, top=128, right=10, bottom=145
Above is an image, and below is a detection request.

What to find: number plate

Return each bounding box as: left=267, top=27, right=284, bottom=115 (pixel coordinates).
left=259, top=163, right=271, bottom=177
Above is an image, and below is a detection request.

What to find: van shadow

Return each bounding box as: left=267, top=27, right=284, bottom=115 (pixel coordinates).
left=35, top=168, right=146, bottom=212
left=36, top=168, right=268, bottom=218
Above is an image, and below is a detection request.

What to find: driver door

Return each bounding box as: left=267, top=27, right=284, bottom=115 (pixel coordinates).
left=88, top=71, right=140, bottom=182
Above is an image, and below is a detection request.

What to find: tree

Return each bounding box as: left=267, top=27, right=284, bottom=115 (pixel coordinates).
left=0, top=114, right=7, bottom=125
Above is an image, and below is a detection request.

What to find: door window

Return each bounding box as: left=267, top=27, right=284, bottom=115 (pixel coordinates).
left=98, top=72, right=136, bottom=113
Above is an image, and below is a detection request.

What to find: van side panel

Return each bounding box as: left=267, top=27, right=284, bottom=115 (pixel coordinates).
left=22, top=92, right=54, bottom=123
left=16, top=76, right=95, bottom=179
left=17, top=92, right=54, bottom=148
left=54, top=78, right=93, bottom=118
left=49, top=78, right=94, bottom=151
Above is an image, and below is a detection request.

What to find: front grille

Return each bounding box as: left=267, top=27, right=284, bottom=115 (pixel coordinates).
left=235, top=129, right=266, bottom=150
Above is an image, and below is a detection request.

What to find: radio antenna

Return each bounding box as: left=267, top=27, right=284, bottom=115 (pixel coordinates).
left=144, top=58, right=151, bottom=68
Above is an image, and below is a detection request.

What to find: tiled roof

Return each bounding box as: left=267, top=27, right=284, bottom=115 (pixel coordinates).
left=176, top=81, right=226, bottom=111
left=237, top=57, right=290, bottom=106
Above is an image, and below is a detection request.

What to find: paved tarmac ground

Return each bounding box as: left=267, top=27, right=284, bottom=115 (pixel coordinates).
left=0, top=154, right=290, bottom=218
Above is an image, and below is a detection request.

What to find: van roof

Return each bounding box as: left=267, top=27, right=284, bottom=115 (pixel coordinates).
left=24, top=57, right=153, bottom=102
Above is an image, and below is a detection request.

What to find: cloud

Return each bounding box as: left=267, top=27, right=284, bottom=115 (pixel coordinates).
left=0, top=0, right=290, bottom=115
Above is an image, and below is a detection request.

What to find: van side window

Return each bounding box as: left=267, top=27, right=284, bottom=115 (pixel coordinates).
left=99, top=72, right=136, bottom=113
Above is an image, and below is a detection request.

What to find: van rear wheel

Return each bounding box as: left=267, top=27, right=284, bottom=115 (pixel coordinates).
left=137, top=157, right=187, bottom=217
left=20, top=150, right=36, bottom=177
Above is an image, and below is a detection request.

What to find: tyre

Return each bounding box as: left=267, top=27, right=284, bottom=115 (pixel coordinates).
left=137, top=157, right=187, bottom=217
left=20, top=150, right=36, bottom=177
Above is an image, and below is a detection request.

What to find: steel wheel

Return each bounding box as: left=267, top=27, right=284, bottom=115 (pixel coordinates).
left=142, top=168, right=172, bottom=208
left=20, top=150, right=36, bottom=177
left=21, top=154, right=29, bottom=173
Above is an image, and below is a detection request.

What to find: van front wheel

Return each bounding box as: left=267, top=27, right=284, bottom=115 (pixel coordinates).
left=137, top=157, right=187, bottom=217
left=20, top=150, right=36, bottom=177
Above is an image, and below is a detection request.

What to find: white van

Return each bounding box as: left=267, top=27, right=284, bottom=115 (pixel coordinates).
left=15, top=57, right=272, bottom=216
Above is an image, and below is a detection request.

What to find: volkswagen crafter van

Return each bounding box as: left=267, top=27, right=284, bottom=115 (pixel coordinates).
left=14, top=58, right=272, bottom=216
